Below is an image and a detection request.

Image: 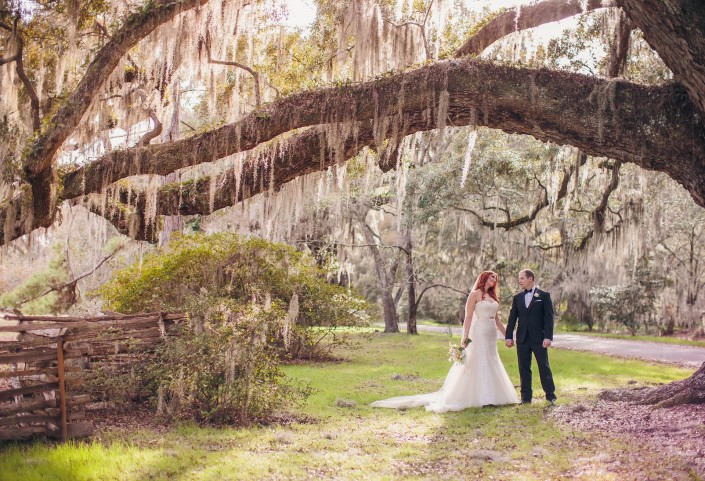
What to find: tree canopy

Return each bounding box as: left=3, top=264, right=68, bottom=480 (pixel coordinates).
left=1, top=0, right=705, bottom=248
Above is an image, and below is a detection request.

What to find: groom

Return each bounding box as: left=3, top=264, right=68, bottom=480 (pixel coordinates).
left=505, top=269, right=557, bottom=405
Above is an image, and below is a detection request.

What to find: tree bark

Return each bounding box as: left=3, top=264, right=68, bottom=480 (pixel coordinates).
left=455, top=0, right=609, bottom=57
left=400, top=228, right=418, bottom=334
left=599, top=361, right=705, bottom=407
left=606, top=10, right=632, bottom=78
left=617, top=0, right=705, bottom=119
left=360, top=220, right=399, bottom=333
left=2, top=58, right=698, bottom=242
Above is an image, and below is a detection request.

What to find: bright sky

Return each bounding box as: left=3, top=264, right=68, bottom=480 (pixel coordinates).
left=283, top=0, right=317, bottom=29
left=282, top=0, right=573, bottom=40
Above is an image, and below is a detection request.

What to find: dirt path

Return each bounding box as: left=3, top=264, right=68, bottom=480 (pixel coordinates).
left=396, top=324, right=705, bottom=368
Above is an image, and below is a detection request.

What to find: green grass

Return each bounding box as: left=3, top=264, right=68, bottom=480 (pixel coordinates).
left=559, top=330, right=705, bottom=348
left=0, top=332, right=696, bottom=481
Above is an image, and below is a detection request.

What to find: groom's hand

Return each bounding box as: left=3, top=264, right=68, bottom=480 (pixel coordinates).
left=505, top=339, right=514, bottom=348
left=542, top=339, right=552, bottom=348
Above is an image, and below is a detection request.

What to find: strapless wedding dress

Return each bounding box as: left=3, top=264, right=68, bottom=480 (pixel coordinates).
left=371, top=300, right=519, bottom=412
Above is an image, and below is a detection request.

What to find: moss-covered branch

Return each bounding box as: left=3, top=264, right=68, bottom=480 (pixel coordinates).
left=4, top=58, right=705, bottom=244
left=454, top=0, right=610, bottom=58
left=22, top=0, right=210, bottom=229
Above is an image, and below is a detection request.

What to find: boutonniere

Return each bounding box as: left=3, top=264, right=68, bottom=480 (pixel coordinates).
left=533, top=292, right=540, bottom=298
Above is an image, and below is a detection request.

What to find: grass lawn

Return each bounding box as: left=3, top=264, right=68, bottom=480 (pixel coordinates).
left=0, top=331, right=696, bottom=481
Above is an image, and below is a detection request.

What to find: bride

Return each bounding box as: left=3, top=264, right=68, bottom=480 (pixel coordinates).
left=371, top=271, right=519, bottom=412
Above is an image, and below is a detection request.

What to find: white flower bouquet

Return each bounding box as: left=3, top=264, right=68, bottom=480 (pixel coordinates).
left=448, top=340, right=470, bottom=364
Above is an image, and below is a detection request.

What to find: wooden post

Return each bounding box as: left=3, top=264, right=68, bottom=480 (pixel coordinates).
left=56, top=336, right=68, bottom=442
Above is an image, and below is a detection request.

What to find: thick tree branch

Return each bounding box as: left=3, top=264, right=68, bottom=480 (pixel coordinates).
left=5, top=16, right=40, bottom=131
left=22, top=0, right=210, bottom=229
left=455, top=158, right=578, bottom=229
left=16, top=245, right=123, bottom=307
left=455, top=0, right=610, bottom=58
left=606, top=10, right=632, bottom=78
left=136, top=109, right=163, bottom=146
left=3, top=58, right=705, bottom=244
left=93, top=20, right=139, bottom=75
left=74, top=122, right=377, bottom=241
left=58, top=60, right=705, bottom=206
left=617, top=0, right=705, bottom=119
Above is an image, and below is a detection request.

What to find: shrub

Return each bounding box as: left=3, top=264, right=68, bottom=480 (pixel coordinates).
left=589, top=284, right=656, bottom=335
left=95, top=232, right=369, bottom=423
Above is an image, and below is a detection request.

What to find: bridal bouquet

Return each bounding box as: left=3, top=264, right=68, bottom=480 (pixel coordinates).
left=448, top=341, right=469, bottom=364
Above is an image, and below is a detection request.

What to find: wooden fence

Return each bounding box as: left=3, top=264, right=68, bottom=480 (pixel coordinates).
left=0, top=311, right=187, bottom=442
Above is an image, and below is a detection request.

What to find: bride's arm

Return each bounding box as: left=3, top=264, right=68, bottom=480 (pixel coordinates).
left=495, top=313, right=506, bottom=337
left=462, top=293, right=477, bottom=347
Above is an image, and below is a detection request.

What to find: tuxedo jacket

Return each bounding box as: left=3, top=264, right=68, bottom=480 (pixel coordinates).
left=506, top=288, right=554, bottom=344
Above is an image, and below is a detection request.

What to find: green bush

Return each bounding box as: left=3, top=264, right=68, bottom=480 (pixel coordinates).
left=589, top=284, right=656, bottom=335
left=96, top=232, right=369, bottom=424
left=0, top=244, right=72, bottom=314
left=150, top=301, right=313, bottom=425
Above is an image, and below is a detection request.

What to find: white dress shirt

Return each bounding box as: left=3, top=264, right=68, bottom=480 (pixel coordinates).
left=524, top=286, right=536, bottom=308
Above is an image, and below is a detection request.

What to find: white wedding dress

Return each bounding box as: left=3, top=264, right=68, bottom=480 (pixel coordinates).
left=371, top=300, right=519, bottom=412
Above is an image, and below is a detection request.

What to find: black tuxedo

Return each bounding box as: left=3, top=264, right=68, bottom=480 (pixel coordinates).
left=506, top=288, right=556, bottom=402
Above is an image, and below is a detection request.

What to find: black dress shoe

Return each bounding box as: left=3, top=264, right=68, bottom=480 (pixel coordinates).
left=519, top=400, right=531, bottom=404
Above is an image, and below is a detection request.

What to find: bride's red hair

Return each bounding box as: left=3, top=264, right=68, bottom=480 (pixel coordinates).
left=474, top=271, right=499, bottom=303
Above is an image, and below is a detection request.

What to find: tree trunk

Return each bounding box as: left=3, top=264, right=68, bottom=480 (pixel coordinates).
left=566, top=292, right=594, bottom=330
left=600, top=362, right=705, bottom=407
left=381, top=290, right=400, bottom=334
left=360, top=220, right=399, bottom=333
left=401, top=228, right=418, bottom=335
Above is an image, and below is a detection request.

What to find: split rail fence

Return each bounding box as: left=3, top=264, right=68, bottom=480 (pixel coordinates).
left=0, top=311, right=187, bottom=442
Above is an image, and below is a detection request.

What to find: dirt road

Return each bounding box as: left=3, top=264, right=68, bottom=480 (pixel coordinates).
left=398, top=324, right=705, bottom=368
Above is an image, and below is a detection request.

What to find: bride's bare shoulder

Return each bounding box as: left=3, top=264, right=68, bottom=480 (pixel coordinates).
left=468, top=289, right=483, bottom=301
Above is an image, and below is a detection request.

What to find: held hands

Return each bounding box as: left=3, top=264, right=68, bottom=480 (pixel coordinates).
left=542, top=339, right=552, bottom=348
left=505, top=339, right=514, bottom=348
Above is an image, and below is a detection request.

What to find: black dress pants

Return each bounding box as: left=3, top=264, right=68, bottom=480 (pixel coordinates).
left=517, top=340, right=556, bottom=401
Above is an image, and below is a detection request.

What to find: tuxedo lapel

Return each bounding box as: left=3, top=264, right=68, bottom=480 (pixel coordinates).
left=527, top=289, right=540, bottom=311
left=517, top=292, right=527, bottom=314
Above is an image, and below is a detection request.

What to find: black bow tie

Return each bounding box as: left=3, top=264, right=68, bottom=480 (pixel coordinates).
left=524, top=289, right=533, bottom=294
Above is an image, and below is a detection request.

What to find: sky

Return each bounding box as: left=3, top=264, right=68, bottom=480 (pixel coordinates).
left=283, top=0, right=317, bottom=29
left=282, top=0, right=575, bottom=39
